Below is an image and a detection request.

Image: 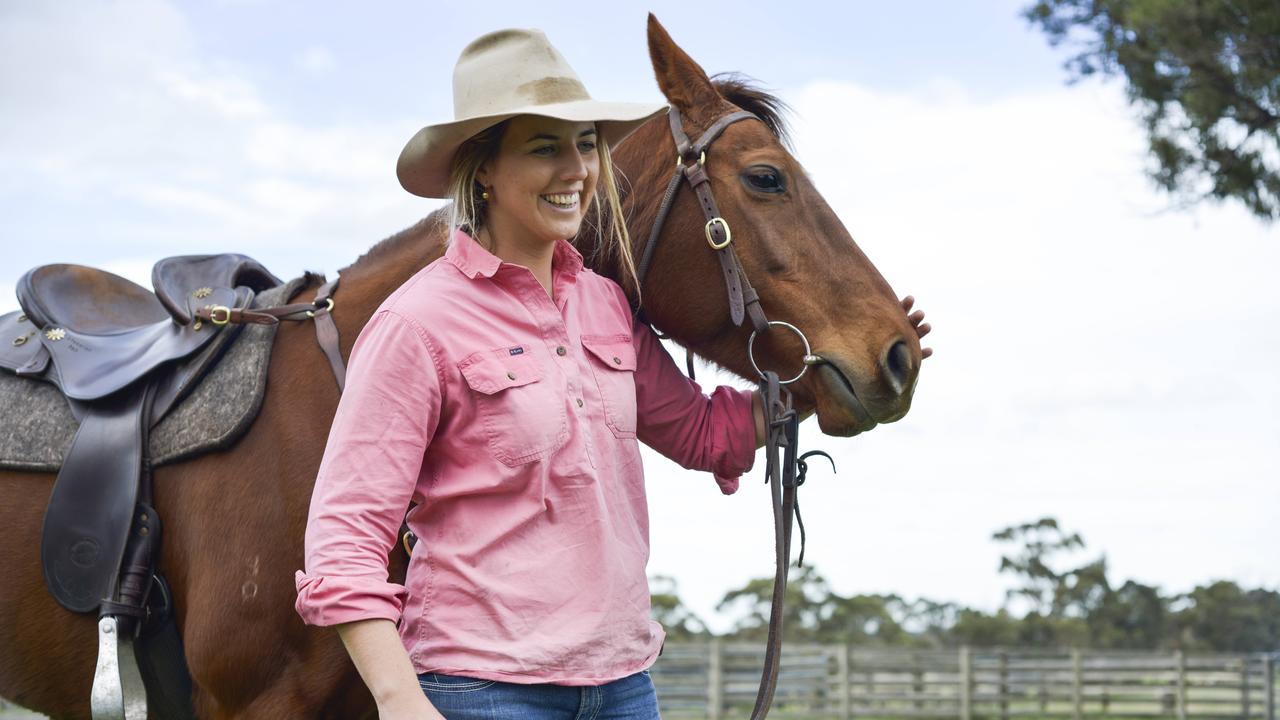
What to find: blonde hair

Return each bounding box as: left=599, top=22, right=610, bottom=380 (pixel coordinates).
left=444, top=120, right=642, bottom=304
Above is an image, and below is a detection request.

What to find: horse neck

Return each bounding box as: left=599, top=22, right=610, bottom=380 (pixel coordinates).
left=328, top=213, right=449, bottom=341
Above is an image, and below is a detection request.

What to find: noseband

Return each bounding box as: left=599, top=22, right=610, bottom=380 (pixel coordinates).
left=634, top=105, right=833, bottom=720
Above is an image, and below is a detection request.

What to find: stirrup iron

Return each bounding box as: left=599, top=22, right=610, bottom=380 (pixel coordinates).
left=91, top=616, right=148, bottom=720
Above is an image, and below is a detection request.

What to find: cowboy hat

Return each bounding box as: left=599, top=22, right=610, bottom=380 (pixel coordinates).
left=397, top=28, right=668, bottom=199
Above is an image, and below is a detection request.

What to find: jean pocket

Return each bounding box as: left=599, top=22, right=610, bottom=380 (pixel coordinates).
left=417, top=672, right=498, bottom=693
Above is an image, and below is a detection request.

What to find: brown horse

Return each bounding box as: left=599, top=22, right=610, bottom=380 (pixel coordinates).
left=0, top=16, right=921, bottom=719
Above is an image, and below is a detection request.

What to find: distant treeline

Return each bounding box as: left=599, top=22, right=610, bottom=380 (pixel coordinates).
left=651, top=518, right=1280, bottom=653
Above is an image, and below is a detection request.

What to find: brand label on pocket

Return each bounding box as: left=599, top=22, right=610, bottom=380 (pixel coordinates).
left=508, top=346, right=524, bottom=356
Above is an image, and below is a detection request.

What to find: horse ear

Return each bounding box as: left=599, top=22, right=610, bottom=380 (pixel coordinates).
left=647, top=14, right=725, bottom=115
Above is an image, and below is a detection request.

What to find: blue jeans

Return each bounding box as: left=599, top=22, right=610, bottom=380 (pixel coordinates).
left=418, top=670, right=660, bottom=719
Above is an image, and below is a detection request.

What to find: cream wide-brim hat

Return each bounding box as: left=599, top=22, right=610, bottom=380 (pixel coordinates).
left=397, top=28, right=668, bottom=199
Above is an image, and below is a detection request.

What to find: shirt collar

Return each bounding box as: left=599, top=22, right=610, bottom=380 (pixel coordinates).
left=446, top=227, right=585, bottom=281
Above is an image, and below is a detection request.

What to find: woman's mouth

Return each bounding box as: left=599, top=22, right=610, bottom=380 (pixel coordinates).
left=540, top=192, right=579, bottom=211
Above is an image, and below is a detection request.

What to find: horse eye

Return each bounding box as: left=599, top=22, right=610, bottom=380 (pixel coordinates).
left=742, top=166, right=785, bottom=194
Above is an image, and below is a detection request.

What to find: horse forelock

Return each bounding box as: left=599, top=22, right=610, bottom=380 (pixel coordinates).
left=710, top=73, right=793, bottom=150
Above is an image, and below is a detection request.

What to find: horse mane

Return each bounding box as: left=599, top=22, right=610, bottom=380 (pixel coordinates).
left=341, top=210, right=446, bottom=274
left=710, top=73, right=793, bottom=149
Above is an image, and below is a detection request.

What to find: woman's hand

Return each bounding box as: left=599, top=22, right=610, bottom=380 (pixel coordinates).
left=901, top=295, right=932, bottom=359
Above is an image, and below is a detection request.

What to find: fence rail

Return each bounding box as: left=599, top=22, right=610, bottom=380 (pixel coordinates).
left=650, top=645, right=1279, bottom=720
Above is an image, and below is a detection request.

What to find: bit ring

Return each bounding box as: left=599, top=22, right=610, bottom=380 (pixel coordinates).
left=748, top=321, right=813, bottom=385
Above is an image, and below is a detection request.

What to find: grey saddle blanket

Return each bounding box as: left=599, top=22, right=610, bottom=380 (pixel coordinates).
left=0, top=277, right=306, bottom=473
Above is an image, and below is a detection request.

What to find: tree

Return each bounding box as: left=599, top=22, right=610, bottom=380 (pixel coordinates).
left=1088, top=579, right=1168, bottom=649
left=1025, top=0, right=1280, bottom=221
left=1172, top=581, right=1280, bottom=651
left=650, top=574, right=710, bottom=640
left=994, top=517, right=1108, bottom=619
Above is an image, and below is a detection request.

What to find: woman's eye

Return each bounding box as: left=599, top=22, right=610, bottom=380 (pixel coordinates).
left=744, top=167, right=785, bottom=193
left=532, top=145, right=555, bottom=156
left=578, top=141, right=597, bottom=152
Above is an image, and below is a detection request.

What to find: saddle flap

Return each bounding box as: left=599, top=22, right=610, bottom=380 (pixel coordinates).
left=41, top=387, right=150, bottom=613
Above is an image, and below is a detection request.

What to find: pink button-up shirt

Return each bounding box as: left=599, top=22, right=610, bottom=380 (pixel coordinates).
left=295, top=228, right=757, bottom=685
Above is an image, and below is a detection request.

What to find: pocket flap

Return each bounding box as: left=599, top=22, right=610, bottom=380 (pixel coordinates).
left=581, top=334, right=637, bottom=372
left=457, top=345, right=542, bottom=395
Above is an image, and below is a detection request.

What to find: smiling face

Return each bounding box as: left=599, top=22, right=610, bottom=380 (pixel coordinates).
left=476, top=115, right=600, bottom=251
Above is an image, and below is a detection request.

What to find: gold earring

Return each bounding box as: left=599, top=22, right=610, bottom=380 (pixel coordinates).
left=481, top=188, right=491, bottom=201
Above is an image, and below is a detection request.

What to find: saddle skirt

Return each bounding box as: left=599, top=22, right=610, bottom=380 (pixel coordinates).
left=0, top=277, right=305, bottom=473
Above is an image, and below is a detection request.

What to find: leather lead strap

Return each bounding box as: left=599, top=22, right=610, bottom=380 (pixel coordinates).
left=636, top=104, right=814, bottom=720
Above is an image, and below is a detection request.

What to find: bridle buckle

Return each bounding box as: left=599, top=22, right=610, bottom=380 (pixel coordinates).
left=704, top=217, right=732, bottom=250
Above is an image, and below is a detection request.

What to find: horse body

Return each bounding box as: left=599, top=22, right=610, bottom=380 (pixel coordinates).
left=0, top=16, right=920, bottom=719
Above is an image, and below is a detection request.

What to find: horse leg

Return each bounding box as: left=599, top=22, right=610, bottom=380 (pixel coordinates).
left=0, top=470, right=101, bottom=720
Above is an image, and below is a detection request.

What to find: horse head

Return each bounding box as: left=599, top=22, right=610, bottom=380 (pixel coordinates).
left=604, top=15, right=922, bottom=437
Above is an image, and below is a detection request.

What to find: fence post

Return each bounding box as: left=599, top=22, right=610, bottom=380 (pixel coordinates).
left=1072, top=648, right=1083, bottom=720
left=1243, top=654, right=1252, bottom=719
left=837, top=643, right=850, bottom=720
left=1175, top=649, right=1188, bottom=720
left=708, top=638, right=723, bottom=720
left=999, top=650, right=1010, bottom=720
left=960, top=646, right=972, bottom=720
left=913, top=655, right=925, bottom=712
left=1265, top=654, right=1275, bottom=720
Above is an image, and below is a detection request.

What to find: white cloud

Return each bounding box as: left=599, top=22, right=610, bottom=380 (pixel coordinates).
left=295, top=46, right=337, bottom=74
left=0, top=1, right=426, bottom=278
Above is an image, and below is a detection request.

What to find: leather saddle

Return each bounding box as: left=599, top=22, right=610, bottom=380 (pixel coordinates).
left=0, top=253, right=281, bottom=720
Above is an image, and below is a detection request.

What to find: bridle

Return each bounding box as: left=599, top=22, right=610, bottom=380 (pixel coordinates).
left=635, top=105, right=835, bottom=719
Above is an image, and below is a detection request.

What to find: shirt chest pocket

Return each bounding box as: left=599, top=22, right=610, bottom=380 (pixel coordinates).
left=581, top=334, right=638, bottom=439
left=457, top=345, right=568, bottom=466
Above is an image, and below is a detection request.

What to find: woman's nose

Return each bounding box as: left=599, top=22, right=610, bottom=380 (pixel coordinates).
left=561, top=150, right=588, bottom=181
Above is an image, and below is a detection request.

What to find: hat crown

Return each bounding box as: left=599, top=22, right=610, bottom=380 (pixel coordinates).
left=452, top=29, right=591, bottom=120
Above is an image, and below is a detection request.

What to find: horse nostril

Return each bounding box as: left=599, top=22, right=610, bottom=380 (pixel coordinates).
left=882, top=339, right=914, bottom=396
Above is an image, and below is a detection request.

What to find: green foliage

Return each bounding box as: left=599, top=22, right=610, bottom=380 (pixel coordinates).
left=1173, top=580, right=1280, bottom=651
left=649, top=574, right=709, bottom=641
left=656, top=517, right=1280, bottom=651
left=1025, top=0, right=1280, bottom=221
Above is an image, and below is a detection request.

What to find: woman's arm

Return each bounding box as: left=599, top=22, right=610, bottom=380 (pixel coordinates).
left=338, top=619, right=446, bottom=720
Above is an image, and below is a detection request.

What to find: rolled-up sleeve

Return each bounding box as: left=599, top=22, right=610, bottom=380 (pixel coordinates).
left=632, top=316, right=757, bottom=494
left=294, top=309, right=444, bottom=626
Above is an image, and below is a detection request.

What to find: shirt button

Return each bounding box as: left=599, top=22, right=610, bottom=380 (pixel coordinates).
left=507, top=371, right=516, bottom=380
left=612, top=356, right=622, bottom=365
left=556, top=346, right=567, bottom=356
left=576, top=398, right=584, bottom=408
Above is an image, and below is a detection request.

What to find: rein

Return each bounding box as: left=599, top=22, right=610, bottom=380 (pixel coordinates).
left=635, top=105, right=835, bottom=719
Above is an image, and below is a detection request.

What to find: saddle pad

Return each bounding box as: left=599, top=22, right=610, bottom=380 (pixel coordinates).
left=0, top=277, right=307, bottom=473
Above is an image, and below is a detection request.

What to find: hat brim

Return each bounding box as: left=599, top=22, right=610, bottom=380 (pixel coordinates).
left=397, top=100, right=669, bottom=198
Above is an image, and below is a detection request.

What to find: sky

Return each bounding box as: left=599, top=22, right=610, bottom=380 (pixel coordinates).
left=1, top=1, right=1276, bottom=634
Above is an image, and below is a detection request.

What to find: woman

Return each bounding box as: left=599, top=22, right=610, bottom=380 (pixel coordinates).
left=295, top=27, right=929, bottom=720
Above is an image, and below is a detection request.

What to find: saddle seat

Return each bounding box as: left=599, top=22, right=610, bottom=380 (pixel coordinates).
left=19, top=264, right=171, bottom=335
left=12, top=254, right=281, bottom=402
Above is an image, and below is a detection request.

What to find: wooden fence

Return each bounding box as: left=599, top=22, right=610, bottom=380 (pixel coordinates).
left=650, top=643, right=1279, bottom=719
